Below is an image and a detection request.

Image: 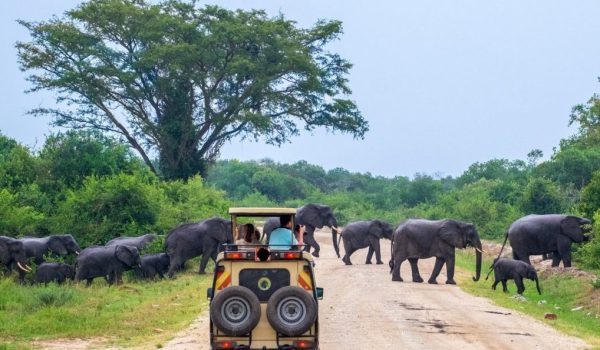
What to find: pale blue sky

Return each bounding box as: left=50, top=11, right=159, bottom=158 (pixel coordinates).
left=1, top=1, right=599, bottom=177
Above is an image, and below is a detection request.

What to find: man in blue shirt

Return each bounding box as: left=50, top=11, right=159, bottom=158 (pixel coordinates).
left=268, top=215, right=304, bottom=250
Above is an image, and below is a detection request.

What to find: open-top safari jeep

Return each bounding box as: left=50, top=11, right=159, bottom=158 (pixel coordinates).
left=207, top=208, right=323, bottom=350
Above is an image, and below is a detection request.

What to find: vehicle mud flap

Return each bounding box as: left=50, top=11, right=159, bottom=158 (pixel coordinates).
left=210, top=286, right=261, bottom=336
left=267, top=286, right=317, bottom=336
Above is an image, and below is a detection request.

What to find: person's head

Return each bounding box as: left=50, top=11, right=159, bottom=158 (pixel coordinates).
left=280, top=215, right=292, bottom=228
left=244, top=223, right=255, bottom=242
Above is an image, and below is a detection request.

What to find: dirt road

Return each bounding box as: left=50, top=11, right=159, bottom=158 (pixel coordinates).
left=164, top=230, right=589, bottom=350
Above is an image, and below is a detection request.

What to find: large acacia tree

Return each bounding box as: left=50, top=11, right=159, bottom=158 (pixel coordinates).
left=17, top=0, right=367, bottom=179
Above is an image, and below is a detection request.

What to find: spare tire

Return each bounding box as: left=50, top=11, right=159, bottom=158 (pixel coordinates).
left=210, top=286, right=261, bottom=336
left=267, top=286, right=317, bottom=336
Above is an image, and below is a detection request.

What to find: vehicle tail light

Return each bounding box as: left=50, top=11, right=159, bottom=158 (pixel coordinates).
left=224, top=251, right=253, bottom=260
left=293, top=340, right=314, bottom=349
left=282, top=251, right=301, bottom=259
left=215, top=340, right=236, bottom=349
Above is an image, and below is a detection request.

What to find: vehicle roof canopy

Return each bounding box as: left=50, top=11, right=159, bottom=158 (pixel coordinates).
left=228, top=207, right=296, bottom=216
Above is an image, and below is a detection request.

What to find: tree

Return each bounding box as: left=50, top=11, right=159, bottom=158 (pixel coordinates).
left=17, top=0, right=367, bottom=179
left=519, top=178, right=563, bottom=215
left=38, top=130, right=142, bottom=190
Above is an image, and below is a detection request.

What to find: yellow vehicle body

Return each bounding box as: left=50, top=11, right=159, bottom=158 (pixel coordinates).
left=208, top=208, right=321, bottom=350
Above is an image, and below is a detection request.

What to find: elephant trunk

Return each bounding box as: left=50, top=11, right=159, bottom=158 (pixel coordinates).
left=535, top=276, right=542, bottom=295
left=332, top=227, right=341, bottom=258
left=473, top=239, right=482, bottom=282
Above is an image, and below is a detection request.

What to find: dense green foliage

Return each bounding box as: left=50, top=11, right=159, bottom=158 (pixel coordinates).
left=17, top=0, right=367, bottom=179
left=0, top=131, right=229, bottom=246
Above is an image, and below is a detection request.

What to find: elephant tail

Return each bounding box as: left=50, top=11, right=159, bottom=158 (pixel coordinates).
left=484, top=258, right=498, bottom=280
left=389, top=235, right=394, bottom=273
left=486, top=232, right=509, bottom=278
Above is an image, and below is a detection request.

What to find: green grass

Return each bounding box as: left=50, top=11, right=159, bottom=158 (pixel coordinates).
left=455, top=250, right=600, bottom=348
left=0, top=262, right=212, bottom=349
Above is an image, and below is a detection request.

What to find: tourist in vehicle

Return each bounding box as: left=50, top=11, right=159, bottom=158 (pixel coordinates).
left=268, top=215, right=304, bottom=250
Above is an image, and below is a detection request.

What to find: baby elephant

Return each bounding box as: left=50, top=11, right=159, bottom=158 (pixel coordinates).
left=35, top=262, right=75, bottom=285
left=489, top=258, right=541, bottom=295
left=135, top=253, right=170, bottom=279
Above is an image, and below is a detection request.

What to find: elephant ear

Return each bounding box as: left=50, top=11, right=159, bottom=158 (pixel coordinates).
left=439, top=221, right=467, bottom=248
left=48, top=236, right=68, bottom=255
left=298, top=205, right=323, bottom=228
left=560, top=216, right=585, bottom=242
left=115, top=245, right=137, bottom=267
left=369, top=221, right=384, bottom=238
left=0, top=241, right=9, bottom=264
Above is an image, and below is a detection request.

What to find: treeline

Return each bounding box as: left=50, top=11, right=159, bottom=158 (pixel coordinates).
left=2, top=105, right=600, bottom=271
left=0, top=130, right=229, bottom=247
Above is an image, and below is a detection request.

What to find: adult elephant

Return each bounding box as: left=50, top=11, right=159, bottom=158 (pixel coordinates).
left=339, top=220, right=394, bottom=265
left=106, top=233, right=157, bottom=250
left=0, top=236, right=31, bottom=274
left=165, top=217, right=232, bottom=277
left=74, top=245, right=141, bottom=286
left=296, top=204, right=340, bottom=258
left=390, top=219, right=482, bottom=284
left=504, top=214, right=590, bottom=267
left=19, top=234, right=81, bottom=264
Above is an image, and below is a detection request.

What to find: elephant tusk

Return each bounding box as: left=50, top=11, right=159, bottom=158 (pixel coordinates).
left=332, top=226, right=340, bottom=232
left=17, top=262, right=32, bottom=272
left=76, top=251, right=80, bottom=255
left=474, top=247, right=487, bottom=254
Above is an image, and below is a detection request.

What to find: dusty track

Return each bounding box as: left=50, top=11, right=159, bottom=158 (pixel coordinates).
left=162, top=230, right=589, bottom=350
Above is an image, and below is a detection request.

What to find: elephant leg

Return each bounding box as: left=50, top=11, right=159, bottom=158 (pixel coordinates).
left=167, top=255, right=183, bottom=278
left=86, top=278, right=93, bottom=287
left=199, top=251, right=213, bottom=274
left=492, top=279, right=499, bottom=290
left=551, top=251, right=561, bottom=267
left=501, top=280, right=508, bottom=293
left=428, top=257, right=445, bottom=284
left=557, top=243, right=572, bottom=268
left=373, top=240, right=383, bottom=264
left=304, top=229, right=320, bottom=257
left=408, top=258, right=423, bottom=283
left=392, top=256, right=405, bottom=282
left=342, top=245, right=355, bottom=265
left=514, top=275, right=525, bottom=294
left=445, top=254, right=456, bottom=284
left=365, top=246, right=374, bottom=264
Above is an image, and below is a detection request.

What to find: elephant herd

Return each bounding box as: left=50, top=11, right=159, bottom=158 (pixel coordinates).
left=337, top=213, right=591, bottom=296
left=0, top=204, right=341, bottom=286
left=0, top=201, right=591, bottom=295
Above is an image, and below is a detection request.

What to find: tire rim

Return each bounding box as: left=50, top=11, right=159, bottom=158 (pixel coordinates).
left=277, top=296, right=306, bottom=326
left=222, top=296, right=250, bottom=325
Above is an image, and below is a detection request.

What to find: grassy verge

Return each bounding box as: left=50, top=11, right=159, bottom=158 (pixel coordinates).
left=455, top=250, right=600, bottom=348
left=0, top=264, right=212, bottom=349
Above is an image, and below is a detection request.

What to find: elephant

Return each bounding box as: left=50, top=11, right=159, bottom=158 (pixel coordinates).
left=74, top=245, right=141, bottom=286
left=339, top=220, right=394, bottom=265
left=35, top=262, right=75, bottom=285
left=106, top=233, right=157, bottom=250
left=135, top=253, right=170, bottom=279
left=165, top=217, right=232, bottom=277
left=296, top=204, right=340, bottom=258
left=390, top=219, right=482, bottom=284
left=488, top=258, right=541, bottom=295
left=19, top=234, right=81, bottom=264
left=505, top=214, right=591, bottom=268
left=0, top=236, right=31, bottom=275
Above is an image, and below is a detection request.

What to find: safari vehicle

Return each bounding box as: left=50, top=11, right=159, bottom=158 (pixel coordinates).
left=207, top=208, right=323, bottom=350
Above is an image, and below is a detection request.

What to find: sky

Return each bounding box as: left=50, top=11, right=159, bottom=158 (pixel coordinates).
left=1, top=1, right=600, bottom=178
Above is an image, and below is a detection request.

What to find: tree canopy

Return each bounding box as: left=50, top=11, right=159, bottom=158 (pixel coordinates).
left=17, top=0, right=367, bottom=179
